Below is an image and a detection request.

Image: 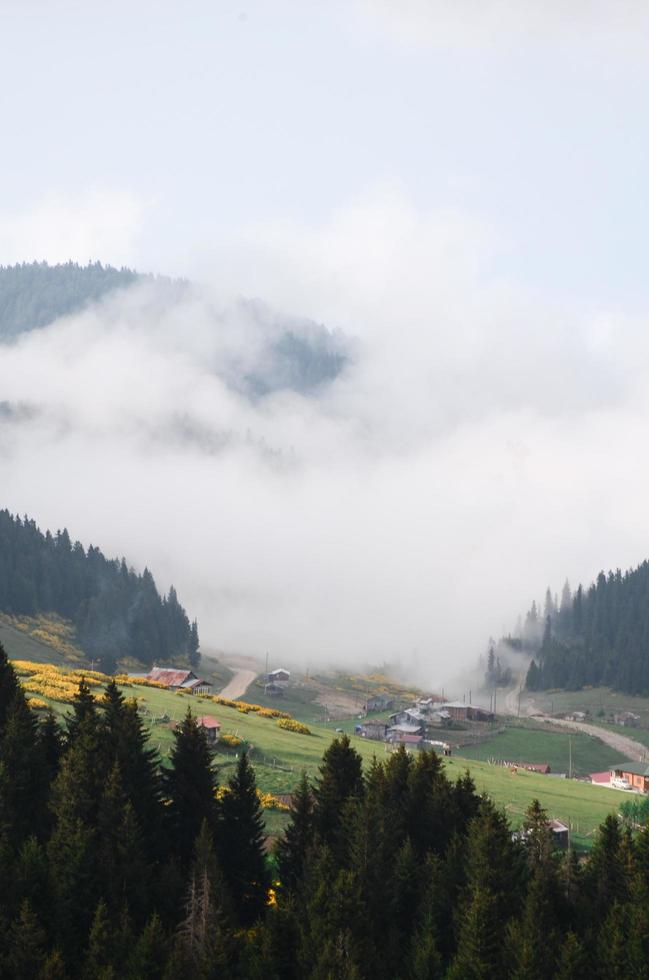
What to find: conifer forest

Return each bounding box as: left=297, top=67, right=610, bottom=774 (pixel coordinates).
left=0, top=641, right=647, bottom=979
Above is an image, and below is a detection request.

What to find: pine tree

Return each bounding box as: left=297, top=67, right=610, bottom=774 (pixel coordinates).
left=554, top=932, right=589, bottom=980
left=7, top=900, right=47, bottom=980
left=446, top=886, right=502, bottom=980
left=276, top=770, right=314, bottom=892
left=526, top=659, right=540, bottom=691
left=313, top=735, right=363, bottom=862
left=126, top=914, right=168, bottom=980
left=0, top=642, right=20, bottom=734
left=164, top=709, right=219, bottom=862
left=0, top=693, right=48, bottom=844
left=101, top=682, right=163, bottom=855
left=219, top=751, right=269, bottom=926
left=82, top=899, right=117, bottom=980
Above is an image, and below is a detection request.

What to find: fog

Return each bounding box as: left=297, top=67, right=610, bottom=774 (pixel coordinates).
left=2, top=189, right=649, bottom=685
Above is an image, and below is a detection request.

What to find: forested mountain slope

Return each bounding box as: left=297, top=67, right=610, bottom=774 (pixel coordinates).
left=0, top=261, right=143, bottom=339
left=0, top=260, right=348, bottom=395
left=0, top=510, right=198, bottom=672
left=519, top=561, right=649, bottom=694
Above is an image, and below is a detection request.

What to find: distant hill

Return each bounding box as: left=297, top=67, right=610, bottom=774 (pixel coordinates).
left=0, top=510, right=199, bottom=673
left=0, top=261, right=145, bottom=340
left=513, top=561, right=649, bottom=694
left=0, top=260, right=348, bottom=395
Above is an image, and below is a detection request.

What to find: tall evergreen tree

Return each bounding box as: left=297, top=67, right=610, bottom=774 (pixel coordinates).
left=276, top=770, right=314, bottom=893
left=164, top=709, right=218, bottom=862
left=219, top=751, right=269, bottom=926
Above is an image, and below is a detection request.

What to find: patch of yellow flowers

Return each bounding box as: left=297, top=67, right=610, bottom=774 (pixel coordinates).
left=277, top=718, right=311, bottom=735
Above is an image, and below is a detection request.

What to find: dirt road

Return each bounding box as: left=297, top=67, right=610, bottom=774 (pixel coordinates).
left=502, top=680, right=648, bottom=763
left=219, top=668, right=257, bottom=701
left=542, top=716, right=648, bottom=762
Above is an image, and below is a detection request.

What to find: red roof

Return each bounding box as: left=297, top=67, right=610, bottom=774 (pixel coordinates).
left=590, top=771, right=612, bottom=784
left=198, top=716, right=221, bottom=729
left=147, top=668, right=194, bottom=687
left=394, top=733, right=423, bottom=743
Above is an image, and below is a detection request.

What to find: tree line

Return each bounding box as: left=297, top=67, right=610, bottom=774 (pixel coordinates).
left=0, top=643, right=648, bottom=978
left=0, top=511, right=199, bottom=672
left=509, top=562, right=649, bottom=694
left=0, top=261, right=145, bottom=341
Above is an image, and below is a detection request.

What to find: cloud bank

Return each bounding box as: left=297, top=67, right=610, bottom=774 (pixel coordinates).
left=2, top=186, right=649, bottom=686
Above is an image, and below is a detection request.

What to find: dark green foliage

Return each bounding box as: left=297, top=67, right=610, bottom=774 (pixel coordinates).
left=219, top=751, right=269, bottom=926
left=0, top=261, right=142, bottom=340
left=519, top=561, right=649, bottom=694
left=164, top=709, right=219, bottom=861
left=0, top=642, right=20, bottom=734
left=0, top=694, right=48, bottom=845
left=313, top=733, right=364, bottom=861
left=0, top=669, right=648, bottom=977
left=276, top=769, right=314, bottom=892
left=0, top=510, right=197, bottom=671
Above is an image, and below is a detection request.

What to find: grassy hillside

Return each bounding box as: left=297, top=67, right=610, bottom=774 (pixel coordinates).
left=12, top=658, right=628, bottom=849
left=458, top=723, right=623, bottom=776
left=0, top=618, right=71, bottom=664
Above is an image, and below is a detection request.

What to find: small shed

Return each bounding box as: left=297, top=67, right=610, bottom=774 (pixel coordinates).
left=197, top=716, right=221, bottom=743
left=549, top=819, right=569, bottom=849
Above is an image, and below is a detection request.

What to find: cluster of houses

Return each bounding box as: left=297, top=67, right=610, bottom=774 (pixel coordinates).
left=356, top=695, right=494, bottom=752
left=562, top=709, right=640, bottom=727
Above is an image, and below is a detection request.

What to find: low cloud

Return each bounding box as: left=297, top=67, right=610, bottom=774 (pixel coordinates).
left=2, top=186, right=649, bottom=686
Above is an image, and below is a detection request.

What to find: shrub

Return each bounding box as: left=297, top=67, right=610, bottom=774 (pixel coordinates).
left=277, top=718, right=311, bottom=735
left=219, top=733, right=243, bottom=748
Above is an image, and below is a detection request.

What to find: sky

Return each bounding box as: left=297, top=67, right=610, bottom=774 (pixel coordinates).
left=2, top=1, right=649, bottom=684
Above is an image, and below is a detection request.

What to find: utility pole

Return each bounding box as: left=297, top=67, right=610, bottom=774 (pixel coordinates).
left=569, top=735, right=572, bottom=779
left=265, top=651, right=269, bottom=677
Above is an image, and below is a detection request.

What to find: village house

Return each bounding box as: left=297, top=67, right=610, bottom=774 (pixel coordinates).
left=387, top=723, right=424, bottom=740
left=549, top=820, right=570, bottom=849
left=197, top=716, right=221, bottom=743
left=388, top=731, right=424, bottom=750
left=145, top=667, right=212, bottom=695
left=437, top=701, right=494, bottom=723
left=428, top=709, right=451, bottom=727
left=610, top=762, right=649, bottom=793
left=267, top=668, right=290, bottom=687
left=564, top=711, right=587, bottom=722
left=614, top=711, right=640, bottom=727
left=365, top=693, right=394, bottom=712
left=358, top=719, right=389, bottom=740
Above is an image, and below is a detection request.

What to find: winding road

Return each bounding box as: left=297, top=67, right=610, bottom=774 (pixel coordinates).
left=219, top=667, right=258, bottom=701
left=503, top=681, right=648, bottom=763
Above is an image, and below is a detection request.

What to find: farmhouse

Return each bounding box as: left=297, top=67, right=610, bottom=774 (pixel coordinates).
left=264, top=682, right=285, bottom=697
left=197, top=716, right=221, bottom=743
left=387, top=723, right=424, bottom=740
left=438, top=701, right=494, bottom=723
left=614, top=711, right=640, bottom=727
left=365, top=693, right=394, bottom=712
left=145, top=667, right=212, bottom=695
left=388, top=731, right=424, bottom=749
left=359, top=720, right=388, bottom=740
left=610, top=762, right=649, bottom=793
left=267, top=668, right=290, bottom=686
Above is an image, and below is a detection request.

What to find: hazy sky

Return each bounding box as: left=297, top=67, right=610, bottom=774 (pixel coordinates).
left=2, top=2, right=649, bottom=683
